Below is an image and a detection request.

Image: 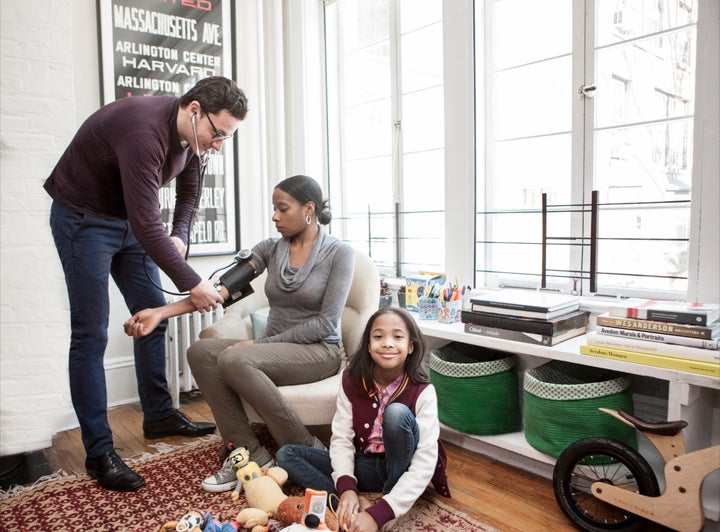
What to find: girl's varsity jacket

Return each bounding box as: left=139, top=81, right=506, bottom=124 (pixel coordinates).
left=330, top=369, right=450, bottom=528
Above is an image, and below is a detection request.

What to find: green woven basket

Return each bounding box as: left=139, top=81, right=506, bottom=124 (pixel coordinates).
left=430, top=342, right=520, bottom=435
left=523, top=360, right=637, bottom=458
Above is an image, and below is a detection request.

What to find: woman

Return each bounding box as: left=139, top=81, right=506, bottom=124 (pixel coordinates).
left=124, top=175, right=354, bottom=492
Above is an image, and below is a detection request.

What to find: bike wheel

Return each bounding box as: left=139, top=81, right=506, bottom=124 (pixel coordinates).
left=553, top=437, right=660, bottom=532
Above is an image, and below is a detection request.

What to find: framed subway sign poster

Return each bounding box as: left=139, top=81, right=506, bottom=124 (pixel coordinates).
left=98, top=0, right=238, bottom=256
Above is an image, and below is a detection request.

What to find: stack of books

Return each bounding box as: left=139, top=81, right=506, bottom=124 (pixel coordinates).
left=461, top=290, right=588, bottom=346
left=581, top=299, right=720, bottom=377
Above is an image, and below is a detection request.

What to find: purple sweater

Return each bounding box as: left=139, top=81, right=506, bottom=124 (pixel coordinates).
left=44, top=96, right=202, bottom=291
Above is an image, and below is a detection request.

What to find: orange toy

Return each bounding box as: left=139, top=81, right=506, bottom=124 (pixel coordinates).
left=276, top=491, right=338, bottom=531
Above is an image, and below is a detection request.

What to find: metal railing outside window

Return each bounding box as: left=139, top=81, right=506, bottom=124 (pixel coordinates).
left=476, top=192, right=691, bottom=298
left=331, top=203, right=445, bottom=278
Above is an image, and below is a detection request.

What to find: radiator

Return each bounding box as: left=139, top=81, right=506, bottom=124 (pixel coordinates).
left=166, top=306, right=224, bottom=408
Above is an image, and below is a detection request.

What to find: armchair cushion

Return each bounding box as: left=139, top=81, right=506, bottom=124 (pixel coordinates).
left=250, top=309, right=269, bottom=339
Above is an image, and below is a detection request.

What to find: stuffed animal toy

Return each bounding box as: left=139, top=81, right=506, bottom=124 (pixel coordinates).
left=228, top=447, right=265, bottom=501
left=244, top=466, right=290, bottom=517
left=158, top=511, right=241, bottom=532
left=158, top=510, right=206, bottom=532
left=202, top=514, right=240, bottom=532
left=235, top=507, right=272, bottom=532
left=229, top=447, right=290, bottom=503
left=223, top=445, right=290, bottom=518
left=276, top=493, right=339, bottom=532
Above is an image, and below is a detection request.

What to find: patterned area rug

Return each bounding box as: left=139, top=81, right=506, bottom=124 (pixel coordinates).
left=0, top=437, right=493, bottom=532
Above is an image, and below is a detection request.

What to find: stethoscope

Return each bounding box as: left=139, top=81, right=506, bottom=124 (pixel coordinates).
left=142, top=111, right=231, bottom=296
left=190, top=112, right=209, bottom=169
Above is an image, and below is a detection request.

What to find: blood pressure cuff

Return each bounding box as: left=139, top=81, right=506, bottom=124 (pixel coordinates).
left=218, top=260, right=257, bottom=308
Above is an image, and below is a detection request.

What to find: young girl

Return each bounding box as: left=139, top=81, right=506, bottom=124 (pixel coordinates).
left=276, top=307, right=450, bottom=532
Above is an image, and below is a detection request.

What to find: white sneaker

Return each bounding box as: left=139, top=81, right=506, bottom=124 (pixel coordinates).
left=252, top=446, right=275, bottom=470
left=312, top=436, right=328, bottom=451
left=258, top=457, right=275, bottom=470
left=201, top=456, right=237, bottom=492
left=201, top=448, right=275, bottom=492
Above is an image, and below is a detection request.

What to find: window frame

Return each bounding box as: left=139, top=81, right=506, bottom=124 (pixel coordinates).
left=473, top=0, right=712, bottom=301
left=287, top=0, right=718, bottom=305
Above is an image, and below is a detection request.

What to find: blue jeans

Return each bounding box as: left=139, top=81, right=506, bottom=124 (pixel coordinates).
left=49, top=201, right=173, bottom=457
left=276, top=403, right=420, bottom=502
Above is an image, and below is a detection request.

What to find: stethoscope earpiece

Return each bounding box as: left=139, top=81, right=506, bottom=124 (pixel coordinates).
left=190, top=112, right=201, bottom=156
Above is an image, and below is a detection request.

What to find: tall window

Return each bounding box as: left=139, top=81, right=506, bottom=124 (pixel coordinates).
left=324, top=0, right=445, bottom=276
left=477, top=0, right=697, bottom=298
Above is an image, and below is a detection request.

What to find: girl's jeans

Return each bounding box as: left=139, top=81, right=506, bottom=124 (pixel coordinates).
left=276, top=402, right=419, bottom=501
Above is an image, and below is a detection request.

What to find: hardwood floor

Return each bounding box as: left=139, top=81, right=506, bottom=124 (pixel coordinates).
left=42, top=391, right=670, bottom=531
left=44, top=391, right=218, bottom=477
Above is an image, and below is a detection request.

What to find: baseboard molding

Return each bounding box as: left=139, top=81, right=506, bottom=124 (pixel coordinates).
left=104, top=355, right=140, bottom=407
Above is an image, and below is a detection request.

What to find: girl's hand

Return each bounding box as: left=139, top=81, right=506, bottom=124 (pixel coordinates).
left=123, top=308, right=163, bottom=338
left=347, top=511, right=379, bottom=532
left=337, top=491, right=360, bottom=532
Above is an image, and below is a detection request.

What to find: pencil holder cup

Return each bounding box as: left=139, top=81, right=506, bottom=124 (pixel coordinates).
left=437, top=299, right=462, bottom=324
left=418, top=297, right=439, bottom=320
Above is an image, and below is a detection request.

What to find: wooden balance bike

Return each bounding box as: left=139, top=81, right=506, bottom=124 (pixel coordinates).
left=552, top=407, right=720, bottom=532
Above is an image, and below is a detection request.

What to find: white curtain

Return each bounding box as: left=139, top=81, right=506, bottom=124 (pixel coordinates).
left=233, top=0, right=327, bottom=248
left=688, top=0, right=720, bottom=303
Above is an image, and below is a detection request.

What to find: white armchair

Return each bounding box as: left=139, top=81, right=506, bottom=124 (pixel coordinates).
left=198, top=249, right=380, bottom=425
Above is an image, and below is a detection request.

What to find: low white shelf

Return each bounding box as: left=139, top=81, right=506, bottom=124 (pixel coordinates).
left=417, top=319, right=717, bottom=389
left=416, top=317, right=720, bottom=522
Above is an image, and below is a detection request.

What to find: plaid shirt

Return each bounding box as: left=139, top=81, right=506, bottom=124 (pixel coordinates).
left=365, top=373, right=404, bottom=453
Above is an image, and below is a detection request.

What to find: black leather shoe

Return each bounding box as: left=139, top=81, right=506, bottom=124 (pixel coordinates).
left=85, top=450, right=145, bottom=492
left=143, top=409, right=216, bottom=439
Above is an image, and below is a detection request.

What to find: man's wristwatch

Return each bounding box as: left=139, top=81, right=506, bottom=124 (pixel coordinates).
left=214, top=280, right=223, bottom=292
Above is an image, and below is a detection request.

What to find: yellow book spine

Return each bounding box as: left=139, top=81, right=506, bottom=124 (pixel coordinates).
left=579, top=344, right=720, bottom=377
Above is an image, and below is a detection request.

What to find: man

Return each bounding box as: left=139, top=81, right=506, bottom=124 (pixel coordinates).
left=44, top=76, right=248, bottom=492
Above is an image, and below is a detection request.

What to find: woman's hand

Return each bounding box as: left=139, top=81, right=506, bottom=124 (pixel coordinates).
left=124, top=308, right=164, bottom=338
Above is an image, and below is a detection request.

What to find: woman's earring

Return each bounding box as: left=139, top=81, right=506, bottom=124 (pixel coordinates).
left=305, top=214, right=312, bottom=225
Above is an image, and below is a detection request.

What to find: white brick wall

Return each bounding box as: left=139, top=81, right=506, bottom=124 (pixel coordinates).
left=0, top=0, right=234, bottom=456
left=0, top=0, right=80, bottom=455
left=0, top=0, right=137, bottom=455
